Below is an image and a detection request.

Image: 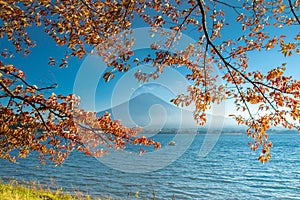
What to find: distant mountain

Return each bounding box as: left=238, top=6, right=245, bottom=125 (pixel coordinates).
left=97, top=93, right=237, bottom=131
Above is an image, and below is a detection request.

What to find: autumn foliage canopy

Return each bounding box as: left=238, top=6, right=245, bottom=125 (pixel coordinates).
left=0, top=0, right=299, bottom=164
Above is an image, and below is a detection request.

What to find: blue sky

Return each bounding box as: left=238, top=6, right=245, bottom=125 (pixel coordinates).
left=1, top=3, right=299, bottom=121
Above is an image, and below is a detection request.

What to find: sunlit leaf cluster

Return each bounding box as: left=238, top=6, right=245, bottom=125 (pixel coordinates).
left=0, top=63, right=160, bottom=165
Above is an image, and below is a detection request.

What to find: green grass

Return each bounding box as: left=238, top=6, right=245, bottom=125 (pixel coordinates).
left=0, top=179, right=164, bottom=200
left=0, top=179, right=93, bottom=200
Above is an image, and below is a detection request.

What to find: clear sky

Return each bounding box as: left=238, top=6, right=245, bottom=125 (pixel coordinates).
left=1, top=2, right=299, bottom=124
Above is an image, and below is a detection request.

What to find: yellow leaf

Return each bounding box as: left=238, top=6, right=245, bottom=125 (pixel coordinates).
left=278, top=4, right=285, bottom=13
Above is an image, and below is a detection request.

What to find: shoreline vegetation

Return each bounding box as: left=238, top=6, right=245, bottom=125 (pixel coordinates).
left=0, top=179, right=162, bottom=200
left=0, top=179, right=94, bottom=200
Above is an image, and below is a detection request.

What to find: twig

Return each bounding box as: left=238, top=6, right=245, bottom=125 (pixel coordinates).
left=213, top=0, right=242, bottom=15
left=167, top=5, right=198, bottom=50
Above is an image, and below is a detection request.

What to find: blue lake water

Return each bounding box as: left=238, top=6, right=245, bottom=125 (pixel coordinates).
left=0, top=133, right=300, bottom=199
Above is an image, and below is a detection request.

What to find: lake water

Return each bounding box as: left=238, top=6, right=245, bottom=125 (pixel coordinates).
left=0, top=133, right=300, bottom=199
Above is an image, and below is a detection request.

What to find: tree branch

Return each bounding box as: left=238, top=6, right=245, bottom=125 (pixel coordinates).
left=0, top=79, right=50, bottom=132
left=196, top=0, right=277, bottom=117
left=288, top=0, right=300, bottom=25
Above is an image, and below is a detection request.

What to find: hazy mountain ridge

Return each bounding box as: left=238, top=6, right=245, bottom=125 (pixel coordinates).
left=97, top=93, right=238, bottom=130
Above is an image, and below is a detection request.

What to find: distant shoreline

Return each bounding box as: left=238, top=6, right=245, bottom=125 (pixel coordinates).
left=139, top=129, right=299, bottom=135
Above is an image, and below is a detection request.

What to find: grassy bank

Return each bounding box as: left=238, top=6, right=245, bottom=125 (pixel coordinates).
left=0, top=179, right=163, bottom=200
left=0, top=179, right=93, bottom=200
